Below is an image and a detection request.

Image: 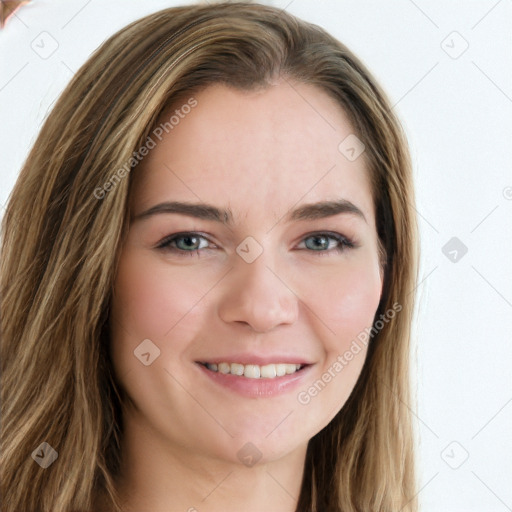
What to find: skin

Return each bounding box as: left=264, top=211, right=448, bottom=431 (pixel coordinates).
left=109, top=79, right=383, bottom=512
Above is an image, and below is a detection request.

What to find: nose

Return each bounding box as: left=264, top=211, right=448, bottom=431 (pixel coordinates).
left=217, top=252, right=299, bottom=333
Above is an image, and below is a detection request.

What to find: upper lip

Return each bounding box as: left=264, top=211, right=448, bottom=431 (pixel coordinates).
left=196, top=353, right=314, bottom=366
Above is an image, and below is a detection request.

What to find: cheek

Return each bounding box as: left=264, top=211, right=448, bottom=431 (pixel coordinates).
left=298, top=253, right=382, bottom=343
left=292, top=254, right=381, bottom=427
left=111, top=249, right=211, bottom=341
left=109, top=249, right=213, bottom=413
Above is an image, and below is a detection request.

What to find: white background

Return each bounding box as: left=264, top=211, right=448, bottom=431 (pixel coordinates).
left=1, top=1, right=511, bottom=510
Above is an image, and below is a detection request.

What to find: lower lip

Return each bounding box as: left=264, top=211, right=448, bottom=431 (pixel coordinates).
left=195, top=363, right=313, bottom=398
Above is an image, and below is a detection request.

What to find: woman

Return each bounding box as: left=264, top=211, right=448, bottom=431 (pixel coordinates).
left=0, top=2, right=420, bottom=511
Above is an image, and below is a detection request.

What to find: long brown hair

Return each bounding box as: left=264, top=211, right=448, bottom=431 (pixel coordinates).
left=0, top=2, right=420, bottom=511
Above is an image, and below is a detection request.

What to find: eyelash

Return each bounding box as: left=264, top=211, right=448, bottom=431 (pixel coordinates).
left=155, top=231, right=356, bottom=258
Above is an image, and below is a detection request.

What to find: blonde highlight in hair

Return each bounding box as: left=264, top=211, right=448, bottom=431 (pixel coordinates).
left=1, top=3, right=419, bottom=511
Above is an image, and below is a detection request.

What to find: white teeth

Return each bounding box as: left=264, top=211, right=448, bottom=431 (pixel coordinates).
left=285, top=363, right=297, bottom=374
left=260, top=364, right=276, bottom=378
left=218, top=362, right=230, bottom=374
left=244, top=364, right=260, bottom=379
left=230, top=363, right=244, bottom=376
left=276, top=364, right=287, bottom=377
left=203, top=362, right=304, bottom=379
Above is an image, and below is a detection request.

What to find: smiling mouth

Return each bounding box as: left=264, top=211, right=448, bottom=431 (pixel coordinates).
left=198, top=362, right=307, bottom=379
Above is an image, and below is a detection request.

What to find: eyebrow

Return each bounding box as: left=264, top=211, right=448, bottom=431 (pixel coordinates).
left=133, top=198, right=367, bottom=225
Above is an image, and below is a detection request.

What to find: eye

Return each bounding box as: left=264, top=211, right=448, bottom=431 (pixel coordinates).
left=297, top=232, right=355, bottom=255
left=156, top=232, right=213, bottom=257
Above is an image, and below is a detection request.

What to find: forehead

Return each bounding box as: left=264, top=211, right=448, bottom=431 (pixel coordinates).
left=132, top=81, right=375, bottom=227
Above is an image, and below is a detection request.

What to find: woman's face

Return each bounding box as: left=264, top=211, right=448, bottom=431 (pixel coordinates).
left=110, top=80, right=383, bottom=467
